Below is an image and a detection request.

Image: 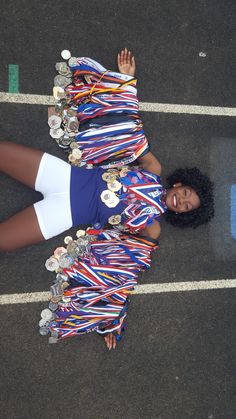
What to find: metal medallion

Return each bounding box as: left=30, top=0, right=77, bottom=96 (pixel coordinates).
left=39, top=326, right=49, bottom=336
left=107, top=180, right=122, bottom=192
left=108, top=214, right=122, bottom=225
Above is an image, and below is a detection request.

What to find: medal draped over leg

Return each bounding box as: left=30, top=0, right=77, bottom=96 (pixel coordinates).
left=41, top=230, right=157, bottom=342
left=50, top=56, right=149, bottom=167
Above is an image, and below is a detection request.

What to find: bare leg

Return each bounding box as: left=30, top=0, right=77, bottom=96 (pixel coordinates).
left=0, top=140, right=43, bottom=188
left=0, top=206, right=45, bottom=251
left=0, top=141, right=45, bottom=251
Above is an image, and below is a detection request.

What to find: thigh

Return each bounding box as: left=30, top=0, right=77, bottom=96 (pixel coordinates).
left=34, top=194, right=72, bottom=240
left=0, top=141, right=44, bottom=189
left=35, top=152, right=71, bottom=195
left=0, top=206, right=45, bottom=252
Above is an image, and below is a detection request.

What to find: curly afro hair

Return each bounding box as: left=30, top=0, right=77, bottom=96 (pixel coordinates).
left=165, top=167, right=214, bottom=229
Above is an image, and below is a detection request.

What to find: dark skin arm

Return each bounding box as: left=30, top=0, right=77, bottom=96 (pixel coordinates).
left=137, top=151, right=162, bottom=176
left=104, top=219, right=161, bottom=350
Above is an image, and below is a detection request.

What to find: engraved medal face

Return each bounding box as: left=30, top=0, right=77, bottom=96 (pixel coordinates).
left=102, top=172, right=117, bottom=183
left=108, top=215, right=122, bottom=225
left=100, top=190, right=120, bottom=208
left=48, top=115, right=62, bottom=129
left=50, top=128, right=64, bottom=139
left=107, top=180, right=122, bottom=192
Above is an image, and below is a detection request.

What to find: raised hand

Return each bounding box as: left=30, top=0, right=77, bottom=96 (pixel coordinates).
left=117, top=48, right=136, bottom=77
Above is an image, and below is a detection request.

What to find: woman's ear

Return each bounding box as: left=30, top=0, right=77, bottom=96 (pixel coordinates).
left=173, top=182, right=182, bottom=188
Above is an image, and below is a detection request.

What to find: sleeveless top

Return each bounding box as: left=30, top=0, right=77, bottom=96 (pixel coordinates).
left=70, top=166, right=167, bottom=232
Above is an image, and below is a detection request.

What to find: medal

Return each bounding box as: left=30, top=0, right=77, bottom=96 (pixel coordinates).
left=55, top=62, right=71, bottom=76
left=76, top=229, right=86, bottom=238
left=68, top=57, right=78, bottom=67
left=108, top=215, right=122, bottom=225
left=71, top=148, right=82, bottom=159
left=53, top=86, right=66, bottom=100
left=61, top=49, right=71, bottom=60
left=48, top=115, right=62, bottom=129
left=100, top=190, right=120, bottom=208
left=50, top=128, right=64, bottom=139
left=107, top=180, right=122, bottom=192
left=102, top=172, right=117, bottom=183
left=67, top=117, right=79, bottom=132
left=45, top=256, right=60, bottom=272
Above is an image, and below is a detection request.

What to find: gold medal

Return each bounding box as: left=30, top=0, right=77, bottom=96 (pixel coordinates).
left=71, top=148, right=82, bottom=159
left=102, top=172, right=117, bottom=183
left=108, top=215, right=122, bottom=225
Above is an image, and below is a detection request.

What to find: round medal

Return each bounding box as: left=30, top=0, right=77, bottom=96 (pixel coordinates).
left=64, top=236, right=73, bottom=244
left=61, top=49, right=71, bottom=60
left=48, top=115, right=62, bottom=129
left=50, top=128, right=64, bottom=139
left=45, top=256, right=60, bottom=272
left=107, top=180, right=122, bottom=192
left=108, top=215, right=122, bottom=225
left=100, top=190, right=120, bottom=208
left=102, top=172, right=117, bottom=183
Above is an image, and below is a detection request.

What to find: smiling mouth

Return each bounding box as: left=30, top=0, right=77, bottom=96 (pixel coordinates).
left=173, top=194, right=177, bottom=208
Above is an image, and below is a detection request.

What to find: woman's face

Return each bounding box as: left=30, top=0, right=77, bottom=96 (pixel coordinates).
left=165, top=183, right=200, bottom=213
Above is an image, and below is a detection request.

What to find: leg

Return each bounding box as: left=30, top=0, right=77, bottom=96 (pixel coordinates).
left=0, top=141, right=43, bottom=189
left=0, top=206, right=45, bottom=252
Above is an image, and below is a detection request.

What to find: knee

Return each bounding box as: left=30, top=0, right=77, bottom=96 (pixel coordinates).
left=0, top=239, right=16, bottom=253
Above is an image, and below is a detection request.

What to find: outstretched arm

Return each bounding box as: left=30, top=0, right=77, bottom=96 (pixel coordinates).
left=140, top=219, right=161, bottom=241
left=137, top=151, right=162, bottom=176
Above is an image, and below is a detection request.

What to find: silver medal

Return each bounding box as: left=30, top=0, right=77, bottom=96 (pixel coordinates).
left=48, top=115, right=62, bottom=129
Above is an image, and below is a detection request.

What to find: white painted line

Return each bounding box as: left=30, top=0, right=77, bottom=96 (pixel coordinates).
left=0, top=291, right=51, bottom=305
left=139, top=102, right=236, bottom=117
left=134, top=279, right=236, bottom=294
left=0, top=92, right=236, bottom=117
left=1, top=279, right=236, bottom=305
left=0, top=92, right=54, bottom=105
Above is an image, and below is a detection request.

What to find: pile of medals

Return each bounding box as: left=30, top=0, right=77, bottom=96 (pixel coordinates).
left=101, top=166, right=132, bottom=228
left=39, top=228, right=97, bottom=342
left=48, top=50, right=85, bottom=166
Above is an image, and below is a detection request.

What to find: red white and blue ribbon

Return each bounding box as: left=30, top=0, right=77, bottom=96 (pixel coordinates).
left=48, top=230, right=157, bottom=341
left=118, top=168, right=167, bottom=232
left=63, top=57, right=149, bottom=166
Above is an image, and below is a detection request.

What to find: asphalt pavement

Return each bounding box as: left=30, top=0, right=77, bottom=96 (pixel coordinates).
left=0, top=1, right=236, bottom=418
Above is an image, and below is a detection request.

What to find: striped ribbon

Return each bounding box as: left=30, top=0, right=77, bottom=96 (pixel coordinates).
left=49, top=230, right=157, bottom=340
left=62, top=57, right=149, bottom=166
left=118, top=168, right=167, bottom=232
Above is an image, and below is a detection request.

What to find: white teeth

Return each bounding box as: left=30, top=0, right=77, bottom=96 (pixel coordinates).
left=173, top=194, right=177, bottom=207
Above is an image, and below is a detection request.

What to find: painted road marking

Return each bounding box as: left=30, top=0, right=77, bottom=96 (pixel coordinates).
left=8, top=65, right=19, bottom=93
left=0, top=92, right=236, bottom=117
left=0, top=279, right=236, bottom=305
left=231, top=185, right=236, bottom=239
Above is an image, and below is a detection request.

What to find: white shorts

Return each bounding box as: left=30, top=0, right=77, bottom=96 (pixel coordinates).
left=34, top=153, right=72, bottom=240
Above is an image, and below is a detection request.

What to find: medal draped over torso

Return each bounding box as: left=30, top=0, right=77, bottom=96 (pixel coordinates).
left=100, top=166, right=167, bottom=232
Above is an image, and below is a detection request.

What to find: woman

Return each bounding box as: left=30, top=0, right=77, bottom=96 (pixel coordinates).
left=1, top=50, right=214, bottom=349
left=0, top=49, right=214, bottom=252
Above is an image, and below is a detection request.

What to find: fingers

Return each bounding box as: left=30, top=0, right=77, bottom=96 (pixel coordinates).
left=104, top=333, right=117, bottom=350
left=117, top=48, right=134, bottom=65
